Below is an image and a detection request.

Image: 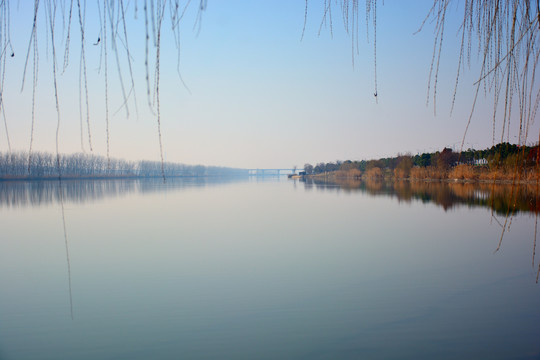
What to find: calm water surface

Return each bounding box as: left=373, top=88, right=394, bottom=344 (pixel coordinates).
left=1, top=177, right=539, bottom=359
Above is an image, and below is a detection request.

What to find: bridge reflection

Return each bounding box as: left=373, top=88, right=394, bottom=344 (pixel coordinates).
left=248, top=169, right=303, bottom=177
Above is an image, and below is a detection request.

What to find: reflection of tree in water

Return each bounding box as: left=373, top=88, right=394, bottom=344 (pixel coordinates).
left=0, top=177, right=249, bottom=208
left=304, top=178, right=540, bottom=215
left=305, top=177, right=540, bottom=280
left=0, top=180, right=138, bottom=208
left=57, top=180, right=74, bottom=320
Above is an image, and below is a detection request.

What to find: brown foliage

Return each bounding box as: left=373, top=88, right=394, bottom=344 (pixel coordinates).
left=410, top=166, right=447, bottom=180
left=364, top=167, right=383, bottom=179
left=448, top=165, right=477, bottom=180
left=334, top=169, right=362, bottom=179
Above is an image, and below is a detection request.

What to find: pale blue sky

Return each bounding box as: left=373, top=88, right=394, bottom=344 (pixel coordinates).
left=1, top=1, right=537, bottom=168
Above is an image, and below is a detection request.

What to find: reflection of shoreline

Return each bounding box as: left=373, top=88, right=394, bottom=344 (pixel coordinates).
left=303, top=178, right=540, bottom=214
left=0, top=177, right=249, bottom=208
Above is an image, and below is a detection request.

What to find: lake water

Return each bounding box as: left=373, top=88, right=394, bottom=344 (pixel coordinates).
left=1, top=177, right=539, bottom=359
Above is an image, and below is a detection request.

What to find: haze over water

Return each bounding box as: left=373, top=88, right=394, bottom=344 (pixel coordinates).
left=0, top=177, right=539, bottom=359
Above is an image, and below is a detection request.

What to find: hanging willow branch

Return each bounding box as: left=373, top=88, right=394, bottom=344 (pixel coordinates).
left=0, top=0, right=208, bottom=178
left=420, top=0, right=540, bottom=151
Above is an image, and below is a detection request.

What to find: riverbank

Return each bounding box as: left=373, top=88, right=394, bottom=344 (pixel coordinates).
left=306, top=165, right=540, bottom=185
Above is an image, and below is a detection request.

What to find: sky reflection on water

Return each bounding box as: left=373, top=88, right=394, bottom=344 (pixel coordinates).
left=0, top=178, right=539, bottom=359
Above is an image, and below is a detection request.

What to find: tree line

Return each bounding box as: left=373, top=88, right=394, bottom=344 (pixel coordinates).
left=303, top=143, right=540, bottom=181
left=0, top=152, right=248, bottom=179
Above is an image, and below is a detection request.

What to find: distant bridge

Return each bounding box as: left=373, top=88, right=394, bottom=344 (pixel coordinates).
left=248, top=169, right=304, bottom=177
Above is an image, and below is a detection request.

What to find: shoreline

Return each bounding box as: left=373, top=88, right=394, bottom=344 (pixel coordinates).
left=305, top=173, right=540, bottom=185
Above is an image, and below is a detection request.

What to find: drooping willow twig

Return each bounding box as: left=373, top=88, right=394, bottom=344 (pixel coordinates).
left=155, top=0, right=165, bottom=181
left=0, top=1, right=12, bottom=153
left=58, top=178, right=74, bottom=320
left=77, top=0, right=92, bottom=151
left=102, top=0, right=110, bottom=170
left=45, top=0, right=63, bottom=177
